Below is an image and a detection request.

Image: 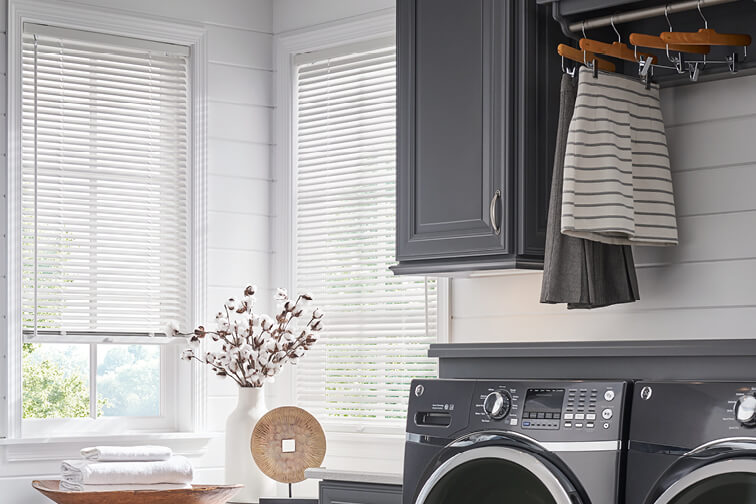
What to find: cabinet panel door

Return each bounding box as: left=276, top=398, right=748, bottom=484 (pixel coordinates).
left=397, top=0, right=512, bottom=261
left=320, top=482, right=402, bottom=504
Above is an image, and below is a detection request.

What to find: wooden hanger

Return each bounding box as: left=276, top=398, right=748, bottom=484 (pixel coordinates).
left=579, top=14, right=657, bottom=65
left=557, top=44, right=616, bottom=73
left=660, top=29, right=751, bottom=47
left=579, top=38, right=659, bottom=65
left=660, top=1, right=751, bottom=47
left=628, top=33, right=710, bottom=55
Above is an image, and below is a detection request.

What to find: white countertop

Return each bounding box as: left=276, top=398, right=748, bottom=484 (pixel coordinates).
left=304, top=467, right=403, bottom=486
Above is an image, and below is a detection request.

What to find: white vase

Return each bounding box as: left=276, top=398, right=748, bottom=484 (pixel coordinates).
left=225, top=387, right=277, bottom=503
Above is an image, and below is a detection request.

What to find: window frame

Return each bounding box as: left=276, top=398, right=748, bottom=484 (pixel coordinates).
left=272, top=10, right=450, bottom=442
left=2, top=0, right=209, bottom=440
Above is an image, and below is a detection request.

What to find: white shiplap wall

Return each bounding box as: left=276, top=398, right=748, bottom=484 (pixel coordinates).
left=451, top=74, right=756, bottom=343
left=0, top=0, right=275, bottom=501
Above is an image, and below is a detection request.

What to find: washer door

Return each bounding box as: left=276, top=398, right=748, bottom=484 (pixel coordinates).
left=652, top=459, right=756, bottom=504
left=415, top=446, right=578, bottom=504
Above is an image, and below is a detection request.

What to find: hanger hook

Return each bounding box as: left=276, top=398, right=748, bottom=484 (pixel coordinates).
left=697, top=0, right=708, bottom=29
left=610, top=14, right=620, bottom=43
left=664, top=4, right=673, bottom=32
left=581, top=20, right=587, bottom=40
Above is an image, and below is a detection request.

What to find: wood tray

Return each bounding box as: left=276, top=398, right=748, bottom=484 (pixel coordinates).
left=32, top=480, right=242, bottom=504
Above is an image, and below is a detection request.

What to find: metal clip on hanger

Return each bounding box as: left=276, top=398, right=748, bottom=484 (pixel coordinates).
left=557, top=44, right=615, bottom=75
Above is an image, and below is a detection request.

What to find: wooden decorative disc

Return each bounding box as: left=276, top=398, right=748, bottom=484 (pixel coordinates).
left=251, top=406, right=326, bottom=484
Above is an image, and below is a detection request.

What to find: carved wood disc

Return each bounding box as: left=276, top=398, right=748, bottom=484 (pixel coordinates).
left=250, top=406, right=326, bottom=484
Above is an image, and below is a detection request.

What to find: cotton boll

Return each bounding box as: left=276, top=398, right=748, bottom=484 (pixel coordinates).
left=164, top=320, right=181, bottom=338
left=260, top=315, right=274, bottom=331
left=180, top=349, right=194, bottom=361
left=274, top=288, right=288, bottom=301
left=312, top=308, right=324, bottom=319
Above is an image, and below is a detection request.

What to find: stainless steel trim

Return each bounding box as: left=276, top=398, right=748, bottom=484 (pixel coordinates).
left=684, top=437, right=756, bottom=456
left=653, top=458, right=756, bottom=504
left=414, top=446, right=573, bottom=504
left=490, top=189, right=501, bottom=235
left=568, top=0, right=738, bottom=32
left=407, top=430, right=620, bottom=453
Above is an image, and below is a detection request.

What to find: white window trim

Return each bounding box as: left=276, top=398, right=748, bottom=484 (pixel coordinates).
left=272, top=10, right=451, bottom=442
left=2, top=0, right=209, bottom=442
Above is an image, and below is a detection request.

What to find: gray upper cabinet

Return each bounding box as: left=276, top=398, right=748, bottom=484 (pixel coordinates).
left=392, top=0, right=565, bottom=275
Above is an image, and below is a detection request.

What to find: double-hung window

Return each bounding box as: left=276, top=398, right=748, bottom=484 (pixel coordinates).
left=18, top=23, right=191, bottom=435
left=291, top=38, right=438, bottom=433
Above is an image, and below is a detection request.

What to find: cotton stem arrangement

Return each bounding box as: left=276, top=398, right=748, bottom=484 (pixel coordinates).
left=166, top=285, right=323, bottom=387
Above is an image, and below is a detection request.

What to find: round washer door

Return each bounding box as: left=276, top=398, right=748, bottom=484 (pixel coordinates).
left=415, top=446, right=579, bottom=504
left=652, top=459, right=756, bottom=504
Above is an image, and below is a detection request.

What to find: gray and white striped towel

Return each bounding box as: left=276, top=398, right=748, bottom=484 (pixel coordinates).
left=561, top=66, right=678, bottom=247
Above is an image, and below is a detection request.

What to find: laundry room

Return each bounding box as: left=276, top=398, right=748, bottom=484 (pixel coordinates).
left=2, top=0, right=756, bottom=503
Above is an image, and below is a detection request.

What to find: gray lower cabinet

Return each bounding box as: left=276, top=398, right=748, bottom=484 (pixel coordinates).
left=319, top=480, right=402, bottom=504
left=392, top=0, right=565, bottom=275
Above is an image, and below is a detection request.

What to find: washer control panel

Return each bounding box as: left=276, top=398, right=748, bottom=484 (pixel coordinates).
left=472, top=380, right=626, bottom=441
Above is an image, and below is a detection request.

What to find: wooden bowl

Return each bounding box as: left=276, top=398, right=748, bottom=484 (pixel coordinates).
left=32, top=480, right=242, bottom=504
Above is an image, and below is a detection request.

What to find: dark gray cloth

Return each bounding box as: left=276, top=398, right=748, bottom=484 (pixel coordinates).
left=540, top=72, right=639, bottom=309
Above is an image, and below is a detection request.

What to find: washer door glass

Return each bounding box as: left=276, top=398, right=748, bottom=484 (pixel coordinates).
left=416, top=446, right=575, bottom=504
left=662, top=472, right=756, bottom=503
left=422, top=458, right=559, bottom=504
left=654, top=459, right=756, bottom=504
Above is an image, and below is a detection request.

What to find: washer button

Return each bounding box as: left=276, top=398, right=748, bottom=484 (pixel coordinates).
left=586, top=422, right=595, bottom=428
left=575, top=413, right=585, bottom=420
left=604, top=390, right=615, bottom=401
left=602, top=408, right=613, bottom=420
left=603, top=422, right=610, bottom=429
left=586, top=413, right=596, bottom=420
left=564, top=413, right=574, bottom=420
left=575, top=423, right=583, bottom=428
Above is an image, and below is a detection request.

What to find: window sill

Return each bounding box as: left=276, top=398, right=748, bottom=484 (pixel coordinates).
left=0, top=432, right=217, bottom=462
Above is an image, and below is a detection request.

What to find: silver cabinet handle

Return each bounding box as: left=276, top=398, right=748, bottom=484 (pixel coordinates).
left=490, top=189, right=501, bottom=235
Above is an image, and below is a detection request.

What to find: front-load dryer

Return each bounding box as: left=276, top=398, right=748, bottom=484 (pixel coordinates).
left=403, top=379, right=629, bottom=504
left=627, top=381, right=756, bottom=504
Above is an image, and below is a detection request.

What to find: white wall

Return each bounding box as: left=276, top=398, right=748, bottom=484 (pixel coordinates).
left=0, top=0, right=275, bottom=501
left=450, top=74, right=756, bottom=344
left=273, top=0, right=393, bottom=34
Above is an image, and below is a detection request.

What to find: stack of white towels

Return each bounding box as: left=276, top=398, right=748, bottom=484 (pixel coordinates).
left=60, top=445, right=193, bottom=492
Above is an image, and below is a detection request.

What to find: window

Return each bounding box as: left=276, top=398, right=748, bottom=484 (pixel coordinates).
left=18, top=23, right=190, bottom=432
left=292, top=39, right=438, bottom=431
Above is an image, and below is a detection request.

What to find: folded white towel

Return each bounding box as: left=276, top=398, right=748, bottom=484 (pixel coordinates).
left=80, top=445, right=173, bottom=462
left=61, top=455, right=193, bottom=486
left=59, top=481, right=192, bottom=492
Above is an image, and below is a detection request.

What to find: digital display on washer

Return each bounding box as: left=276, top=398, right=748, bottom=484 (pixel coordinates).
left=523, top=389, right=565, bottom=419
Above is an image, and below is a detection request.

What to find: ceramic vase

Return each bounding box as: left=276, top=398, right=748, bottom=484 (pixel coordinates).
left=225, top=387, right=277, bottom=503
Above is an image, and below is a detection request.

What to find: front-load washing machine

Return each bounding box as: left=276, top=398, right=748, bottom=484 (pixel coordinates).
left=627, top=381, right=756, bottom=504
left=403, top=379, right=629, bottom=504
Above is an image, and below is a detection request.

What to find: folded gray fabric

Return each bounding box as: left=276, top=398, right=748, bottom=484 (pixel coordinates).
left=541, top=71, right=639, bottom=309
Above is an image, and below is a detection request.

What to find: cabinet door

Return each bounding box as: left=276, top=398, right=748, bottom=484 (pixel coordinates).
left=396, top=0, right=513, bottom=261
left=320, top=481, right=402, bottom=504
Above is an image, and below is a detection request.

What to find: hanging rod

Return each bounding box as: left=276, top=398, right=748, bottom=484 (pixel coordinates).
left=567, top=0, right=739, bottom=32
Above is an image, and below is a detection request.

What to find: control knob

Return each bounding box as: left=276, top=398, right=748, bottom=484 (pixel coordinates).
left=735, top=393, right=756, bottom=427
left=483, top=391, right=511, bottom=420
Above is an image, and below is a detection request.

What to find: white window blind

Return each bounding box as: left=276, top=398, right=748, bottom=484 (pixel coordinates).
left=293, top=39, right=437, bottom=427
left=21, top=24, right=191, bottom=337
